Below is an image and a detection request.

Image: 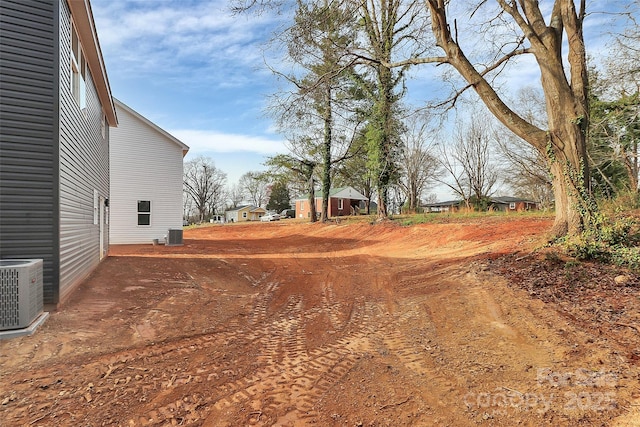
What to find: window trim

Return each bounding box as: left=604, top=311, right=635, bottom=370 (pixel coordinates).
left=100, top=114, right=106, bottom=139
left=509, top=202, right=516, bottom=210
left=137, top=200, right=151, bottom=226
left=93, top=189, right=99, bottom=225
left=71, top=21, right=87, bottom=110
left=338, top=198, right=344, bottom=210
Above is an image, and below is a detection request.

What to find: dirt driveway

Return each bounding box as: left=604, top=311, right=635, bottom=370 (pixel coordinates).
left=1, top=217, right=639, bottom=426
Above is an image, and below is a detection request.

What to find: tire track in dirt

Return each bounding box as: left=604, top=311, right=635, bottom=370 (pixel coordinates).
left=5, top=219, right=634, bottom=426
left=202, top=286, right=379, bottom=425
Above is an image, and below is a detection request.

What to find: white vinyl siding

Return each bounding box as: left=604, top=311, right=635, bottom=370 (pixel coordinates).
left=109, top=102, right=186, bottom=244
left=225, top=211, right=239, bottom=223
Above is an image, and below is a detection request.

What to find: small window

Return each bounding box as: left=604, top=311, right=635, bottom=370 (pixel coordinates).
left=71, top=22, right=87, bottom=110
left=138, top=200, right=151, bottom=226
left=101, top=115, right=106, bottom=139
left=242, top=212, right=248, bottom=219
left=93, top=189, right=99, bottom=225
left=338, top=198, right=344, bottom=210
left=509, top=202, right=516, bottom=210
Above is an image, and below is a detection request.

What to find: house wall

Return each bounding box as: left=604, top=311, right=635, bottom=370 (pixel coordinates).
left=0, top=0, right=60, bottom=303
left=109, top=104, right=185, bottom=244
left=225, top=211, right=239, bottom=223
left=296, top=199, right=323, bottom=218
left=248, top=210, right=265, bottom=221
left=513, top=201, right=537, bottom=211
left=225, top=207, right=257, bottom=222
left=496, top=201, right=537, bottom=212
left=237, top=208, right=251, bottom=222
left=57, top=0, right=110, bottom=304
left=296, top=200, right=305, bottom=218
left=331, top=198, right=352, bottom=217
left=296, top=198, right=353, bottom=218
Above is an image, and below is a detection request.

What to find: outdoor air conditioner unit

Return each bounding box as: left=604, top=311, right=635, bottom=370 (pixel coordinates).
left=0, top=259, right=44, bottom=331
left=166, top=228, right=183, bottom=246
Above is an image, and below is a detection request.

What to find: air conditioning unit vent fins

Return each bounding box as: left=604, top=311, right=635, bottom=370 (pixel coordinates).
left=166, top=228, right=183, bottom=246
left=0, top=259, right=43, bottom=331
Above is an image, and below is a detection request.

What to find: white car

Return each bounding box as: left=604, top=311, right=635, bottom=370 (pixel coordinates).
left=260, top=212, right=281, bottom=222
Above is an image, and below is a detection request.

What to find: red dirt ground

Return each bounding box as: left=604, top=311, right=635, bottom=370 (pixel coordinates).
left=1, top=216, right=639, bottom=426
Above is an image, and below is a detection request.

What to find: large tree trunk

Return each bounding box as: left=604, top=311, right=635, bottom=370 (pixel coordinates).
left=426, top=0, right=592, bottom=237
left=308, top=176, right=317, bottom=223
left=375, top=66, right=394, bottom=221
left=321, top=86, right=332, bottom=222
left=409, top=188, right=418, bottom=213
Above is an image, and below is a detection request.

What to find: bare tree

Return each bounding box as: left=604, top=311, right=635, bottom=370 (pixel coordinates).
left=381, top=1, right=597, bottom=237
left=238, top=0, right=621, bottom=236
left=397, top=113, right=441, bottom=212
left=437, top=143, right=471, bottom=209
left=265, top=152, right=319, bottom=221
left=238, top=171, right=270, bottom=208
left=591, top=15, right=640, bottom=194
left=602, top=13, right=640, bottom=96
left=183, top=156, right=228, bottom=222
left=498, top=134, right=554, bottom=209
left=227, top=183, right=245, bottom=209
left=496, top=87, right=553, bottom=208
left=183, top=192, right=194, bottom=223
left=438, top=112, right=498, bottom=209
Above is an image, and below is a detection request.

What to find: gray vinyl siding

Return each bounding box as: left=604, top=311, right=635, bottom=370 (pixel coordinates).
left=0, top=0, right=60, bottom=303
left=57, top=0, right=109, bottom=302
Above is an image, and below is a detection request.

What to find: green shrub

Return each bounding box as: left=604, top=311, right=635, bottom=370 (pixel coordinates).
left=610, top=246, right=640, bottom=270
left=562, top=196, right=640, bottom=269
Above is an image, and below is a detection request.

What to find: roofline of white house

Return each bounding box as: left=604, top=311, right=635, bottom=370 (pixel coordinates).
left=293, top=186, right=368, bottom=202
left=114, top=98, right=190, bottom=156
left=226, top=205, right=265, bottom=212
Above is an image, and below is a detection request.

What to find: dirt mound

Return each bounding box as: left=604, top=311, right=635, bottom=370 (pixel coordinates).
left=1, top=217, right=638, bottom=426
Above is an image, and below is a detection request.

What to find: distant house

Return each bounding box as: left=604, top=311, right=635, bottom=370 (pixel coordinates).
left=0, top=0, right=117, bottom=306
left=225, top=205, right=266, bottom=222
left=423, top=200, right=463, bottom=213
left=109, top=99, right=189, bottom=244
left=295, top=187, right=368, bottom=218
left=489, top=196, right=538, bottom=212
left=423, top=197, right=538, bottom=213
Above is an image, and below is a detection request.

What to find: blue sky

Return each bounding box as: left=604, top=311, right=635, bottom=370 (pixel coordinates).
left=91, top=0, right=633, bottom=197
left=92, top=0, right=289, bottom=185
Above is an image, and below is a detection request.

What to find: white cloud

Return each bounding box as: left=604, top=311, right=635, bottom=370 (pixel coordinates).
left=92, top=0, right=286, bottom=86
left=169, top=129, right=287, bottom=155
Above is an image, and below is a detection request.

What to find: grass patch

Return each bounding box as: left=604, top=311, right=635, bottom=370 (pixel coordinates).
left=390, top=210, right=553, bottom=226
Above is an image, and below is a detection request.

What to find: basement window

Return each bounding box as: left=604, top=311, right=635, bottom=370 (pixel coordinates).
left=137, top=200, right=151, bottom=226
